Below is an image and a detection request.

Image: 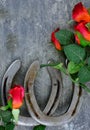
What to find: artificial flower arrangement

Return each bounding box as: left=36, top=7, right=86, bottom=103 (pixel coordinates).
left=46, top=2, right=90, bottom=93
left=0, top=2, right=90, bottom=130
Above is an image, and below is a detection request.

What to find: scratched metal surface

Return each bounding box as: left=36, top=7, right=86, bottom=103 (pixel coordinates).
left=0, top=0, right=90, bottom=130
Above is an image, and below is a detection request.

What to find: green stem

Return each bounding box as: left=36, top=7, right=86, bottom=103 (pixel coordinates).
left=79, top=83, right=90, bottom=93
left=40, top=63, right=59, bottom=68
left=40, top=63, right=68, bottom=75
left=33, top=125, right=46, bottom=130
left=54, top=66, right=68, bottom=75
left=69, top=76, right=78, bottom=84
left=40, top=63, right=90, bottom=93
left=67, top=19, right=74, bottom=24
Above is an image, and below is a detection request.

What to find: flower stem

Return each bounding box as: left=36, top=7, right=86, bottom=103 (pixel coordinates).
left=40, top=63, right=90, bottom=93
left=79, top=83, right=90, bottom=93
left=40, top=63, right=59, bottom=68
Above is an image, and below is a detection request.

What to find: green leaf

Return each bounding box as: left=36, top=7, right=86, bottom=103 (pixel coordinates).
left=33, top=125, right=46, bottom=130
left=5, top=122, right=15, bottom=130
left=0, top=126, right=5, bottom=130
left=76, top=31, right=90, bottom=47
left=12, top=109, right=20, bottom=123
left=64, top=44, right=86, bottom=63
left=67, top=61, right=83, bottom=74
left=78, top=66, right=90, bottom=83
left=0, top=105, right=9, bottom=111
left=0, top=110, right=12, bottom=123
left=85, top=47, right=90, bottom=57
left=87, top=57, right=90, bottom=66
left=55, top=29, right=74, bottom=45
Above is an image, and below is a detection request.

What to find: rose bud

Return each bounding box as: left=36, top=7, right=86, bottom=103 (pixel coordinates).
left=51, top=28, right=62, bottom=51
left=8, top=85, right=24, bottom=109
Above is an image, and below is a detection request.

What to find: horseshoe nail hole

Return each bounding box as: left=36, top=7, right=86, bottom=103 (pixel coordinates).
left=54, top=83, right=57, bottom=86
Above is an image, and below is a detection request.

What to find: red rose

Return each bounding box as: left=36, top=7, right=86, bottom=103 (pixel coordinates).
left=72, top=2, right=90, bottom=46
left=74, top=22, right=90, bottom=41
left=51, top=28, right=62, bottom=51
left=8, top=85, right=24, bottom=109
left=72, top=2, right=90, bottom=22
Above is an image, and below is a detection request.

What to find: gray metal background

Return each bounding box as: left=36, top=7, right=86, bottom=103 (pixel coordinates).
left=0, top=0, right=90, bottom=130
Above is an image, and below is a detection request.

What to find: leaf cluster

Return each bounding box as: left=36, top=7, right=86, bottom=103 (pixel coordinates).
left=0, top=109, right=15, bottom=130
left=55, top=29, right=90, bottom=84
left=38, top=29, right=90, bottom=93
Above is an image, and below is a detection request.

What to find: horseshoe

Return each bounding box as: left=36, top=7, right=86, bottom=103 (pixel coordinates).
left=1, top=60, right=21, bottom=105
left=24, top=60, right=63, bottom=116
left=25, top=61, right=83, bottom=126
left=43, top=66, right=63, bottom=115
left=1, top=60, right=62, bottom=126
left=1, top=60, right=38, bottom=126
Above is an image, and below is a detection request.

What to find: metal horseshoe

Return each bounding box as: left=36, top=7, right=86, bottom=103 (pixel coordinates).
left=24, top=60, right=63, bottom=116
left=1, top=60, right=38, bottom=126
left=1, top=60, right=21, bottom=105
left=1, top=60, right=63, bottom=126
left=25, top=61, right=83, bottom=126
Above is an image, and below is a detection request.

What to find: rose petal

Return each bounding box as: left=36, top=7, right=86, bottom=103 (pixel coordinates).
left=75, top=34, right=80, bottom=45
left=51, top=28, right=62, bottom=51
left=74, top=22, right=90, bottom=41
left=72, top=2, right=90, bottom=22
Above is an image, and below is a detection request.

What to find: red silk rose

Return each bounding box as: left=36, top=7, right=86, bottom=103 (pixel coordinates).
left=72, top=2, right=90, bottom=46
left=8, top=85, right=24, bottom=109
left=72, top=2, right=90, bottom=22
left=51, top=28, right=62, bottom=50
